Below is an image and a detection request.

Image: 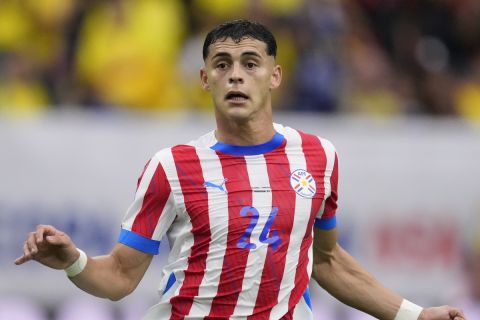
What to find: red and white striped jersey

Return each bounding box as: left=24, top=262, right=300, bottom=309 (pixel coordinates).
left=119, top=123, right=339, bottom=320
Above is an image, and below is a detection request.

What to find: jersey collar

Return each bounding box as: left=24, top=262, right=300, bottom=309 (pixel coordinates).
left=210, top=131, right=285, bottom=156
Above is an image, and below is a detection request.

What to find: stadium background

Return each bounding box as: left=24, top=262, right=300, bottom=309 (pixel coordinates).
left=1, top=0, right=479, bottom=319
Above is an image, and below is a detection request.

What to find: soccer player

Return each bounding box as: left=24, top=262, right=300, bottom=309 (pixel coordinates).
left=15, top=20, right=467, bottom=320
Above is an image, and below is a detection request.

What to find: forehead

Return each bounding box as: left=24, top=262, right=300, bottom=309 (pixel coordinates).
left=207, top=37, right=269, bottom=59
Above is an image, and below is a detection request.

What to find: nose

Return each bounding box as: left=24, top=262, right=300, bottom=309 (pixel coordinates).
left=229, top=62, right=244, bottom=84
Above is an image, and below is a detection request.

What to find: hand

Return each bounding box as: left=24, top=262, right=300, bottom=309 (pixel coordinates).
left=419, top=306, right=466, bottom=320
left=15, top=224, right=79, bottom=270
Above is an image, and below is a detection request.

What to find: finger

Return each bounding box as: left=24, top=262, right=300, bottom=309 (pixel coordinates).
left=14, top=254, right=29, bottom=265
left=18, top=242, right=33, bottom=265
left=449, top=308, right=465, bottom=318
left=39, top=225, right=68, bottom=247
left=15, top=244, right=33, bottom=265
left=26, top=232, right=38, bottom=255
left=35, top=224, right=57, bottom=244
left=45, top=235, right=66, bottom=246
left=22, top=241, right=31, bottom=258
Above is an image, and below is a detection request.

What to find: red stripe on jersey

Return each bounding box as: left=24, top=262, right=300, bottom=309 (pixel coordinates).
left=206, top=153, right=252, bottom=319
left=248, top=142, right=296, bottom=319
left=170, top=146, right=211, bottom=319
left=280, top=308, right=294, bottom=320
left=131, top=161, right=171, bottom=238
left=322, top=153, right=338, bottom=219
left=288, top=132, right=327, bottom=310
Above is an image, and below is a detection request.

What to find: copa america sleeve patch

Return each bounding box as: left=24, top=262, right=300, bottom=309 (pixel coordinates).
left=314, top=216, right=337, bottom=230
left=118, top=229, right=160, bottom=254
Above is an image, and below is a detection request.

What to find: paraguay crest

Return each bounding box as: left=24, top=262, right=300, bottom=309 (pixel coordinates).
left=290, top=169, right=316, bottom=198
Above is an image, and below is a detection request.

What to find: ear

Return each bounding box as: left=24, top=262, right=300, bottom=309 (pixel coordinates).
left=269, top=64, right=282, bottom=90
left=200, top=68, right=210, bottom=91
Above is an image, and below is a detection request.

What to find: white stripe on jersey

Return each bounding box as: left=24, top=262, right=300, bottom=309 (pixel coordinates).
left=292, top=295, right=314, bottom=319
left=232, top=154, right=273, bottom=318
left=316, top=137, right=336, bottom=219
left=187, top=148, right=228, bottom=318
left=270, top=127, right=312, bottom=319
left=151, top=192, right=176, bottom=240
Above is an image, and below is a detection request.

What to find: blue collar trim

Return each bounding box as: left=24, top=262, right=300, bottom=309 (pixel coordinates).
left=211, top=132, right=285, bottom=156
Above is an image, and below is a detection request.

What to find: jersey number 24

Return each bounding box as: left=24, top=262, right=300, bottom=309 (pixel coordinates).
left=237, top=206, right=282, bottom=251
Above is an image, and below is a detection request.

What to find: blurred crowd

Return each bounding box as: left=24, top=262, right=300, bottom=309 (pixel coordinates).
left=0, top=0, right=479, bottom=121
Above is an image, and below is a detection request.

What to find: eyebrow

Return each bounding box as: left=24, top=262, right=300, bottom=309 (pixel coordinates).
left=241, top=51, right=262, bottom=59
left=211, top=52, right=231, bottom=60
left=211, top=51, right=263, bottom=60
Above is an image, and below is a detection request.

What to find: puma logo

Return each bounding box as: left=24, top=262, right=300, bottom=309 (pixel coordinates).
left=204, top=178, right=228, bottom=194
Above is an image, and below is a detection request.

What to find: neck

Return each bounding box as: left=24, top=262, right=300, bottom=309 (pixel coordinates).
left=215, top=114, right=276, bottom=146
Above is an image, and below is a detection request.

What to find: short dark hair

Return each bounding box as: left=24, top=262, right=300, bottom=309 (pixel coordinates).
left=202, top=19, right=277, bottom=60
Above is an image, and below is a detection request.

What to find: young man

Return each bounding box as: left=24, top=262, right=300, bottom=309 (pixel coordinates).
left=16, top=20, right=466, bottom=320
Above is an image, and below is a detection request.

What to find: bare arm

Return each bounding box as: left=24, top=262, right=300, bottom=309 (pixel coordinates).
left=312, top=227, right=466, bottom=320
left=15, top=224, right=152, bottom=301
left=312, top=227, right=403, bottom=319
left=69, top=243, right=152, bottom=300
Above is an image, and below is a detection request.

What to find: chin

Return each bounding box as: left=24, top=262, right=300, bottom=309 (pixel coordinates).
left=226, top=110, right=253, bottom=122
left=216, top=103, right=253, bottom=121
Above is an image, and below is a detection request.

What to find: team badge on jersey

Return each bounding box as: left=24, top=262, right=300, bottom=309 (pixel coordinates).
left=290, top=169, right=316, bottom=198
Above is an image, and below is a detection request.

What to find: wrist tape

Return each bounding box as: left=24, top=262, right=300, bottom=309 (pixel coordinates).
left=394, top=299, right=423, bottom=320
left=64, top=248, right=87, bottom=278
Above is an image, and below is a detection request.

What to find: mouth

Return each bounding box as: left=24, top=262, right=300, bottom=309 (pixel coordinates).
left=225, top=91, right=249, bottom=103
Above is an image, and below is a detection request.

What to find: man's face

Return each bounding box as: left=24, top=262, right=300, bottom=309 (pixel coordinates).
left=200, top=37, right=282, bottom=123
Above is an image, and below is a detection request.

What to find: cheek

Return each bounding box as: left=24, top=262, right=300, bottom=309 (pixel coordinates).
left=255, top=74, right=273, bottom=92
left=210, top=82, right=225, bottom=101
left=209, top=73, right=227, bottom=90
left=257, top=69, right=273, bottom=84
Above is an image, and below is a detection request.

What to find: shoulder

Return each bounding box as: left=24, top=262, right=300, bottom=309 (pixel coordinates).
left=275, top=123, right=337, bottom=155
left=149, top=130, right=215, bottom=163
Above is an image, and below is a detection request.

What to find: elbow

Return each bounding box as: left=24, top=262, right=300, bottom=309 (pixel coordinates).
left=107, top=289, right=132, bottom=301
left=109, top=295, right=127, bottom=302
left=108, top=295, right=124, bottom=302
left=107, top=282, right=136, bottom=301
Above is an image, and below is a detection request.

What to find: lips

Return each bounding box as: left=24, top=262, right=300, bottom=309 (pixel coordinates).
left=225, top=91, right=249, bottom=100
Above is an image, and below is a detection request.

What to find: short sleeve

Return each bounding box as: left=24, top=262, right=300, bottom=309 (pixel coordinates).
left=118, top=155, right=176, bottom=254
left=314, top=148, right=339, bottom=230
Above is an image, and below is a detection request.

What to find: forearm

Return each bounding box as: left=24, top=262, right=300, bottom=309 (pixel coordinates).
left=313, top=244, right=403, bottom=320
left=69, top=253, right=136, bottom=301
left=67, top=244, right=152, bottom=301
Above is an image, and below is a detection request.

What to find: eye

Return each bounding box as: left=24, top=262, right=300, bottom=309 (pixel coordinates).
left=216, top=62, right=228, bottom=70
left=246, top=62, right=257, bottom=69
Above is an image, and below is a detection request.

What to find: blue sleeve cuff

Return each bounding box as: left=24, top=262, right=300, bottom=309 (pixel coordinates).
left=314, top=216, right=337, bottom=230
left=118, top=229, right=160, bottom=255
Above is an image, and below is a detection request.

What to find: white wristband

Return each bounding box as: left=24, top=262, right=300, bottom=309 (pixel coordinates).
left=394, top=299, right=424, bottom=320
left=64, top=248, right=88, bottom=278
